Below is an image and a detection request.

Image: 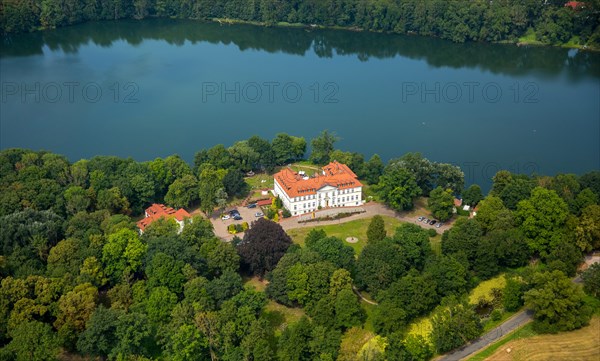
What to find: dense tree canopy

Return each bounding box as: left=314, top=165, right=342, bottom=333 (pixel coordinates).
left=2, top=0, right=600, bottom=50
left=0, top=146, right=598, bottom=361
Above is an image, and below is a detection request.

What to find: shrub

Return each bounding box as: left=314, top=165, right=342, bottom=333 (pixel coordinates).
left=282, top=208, right=291, bottom=218
left=235, top=224, right=244, bottom=233
left=241, top=222, right=249, bottom=231
left=265, top=208, right=277, bottom=220
left=490, top=309, right=502, bottom=321
left=427, top=228, right=437, bottom=237
left=227, top=224, right=237, bottom=234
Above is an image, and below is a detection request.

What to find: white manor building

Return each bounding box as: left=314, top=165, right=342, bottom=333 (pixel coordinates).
left=273, top=161, right=363, bottom=216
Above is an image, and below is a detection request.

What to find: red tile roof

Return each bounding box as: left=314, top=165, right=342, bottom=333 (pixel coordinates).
left=137, top=203, right=190, bottom=231
left=256, top=199, right=273, bottom=207
left=565, top=1, right=585, bottom=9
left=274, top=161, right=362, bottom=199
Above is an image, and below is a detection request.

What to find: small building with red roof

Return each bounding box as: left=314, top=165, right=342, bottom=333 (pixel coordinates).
left=137, top=203, right=191, bottom=234
left=565, top=1, right=585, bottom=10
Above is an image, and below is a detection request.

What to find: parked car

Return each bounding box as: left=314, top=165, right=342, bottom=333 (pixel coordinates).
left=233, top=215, right=243, bottom=221
left=429, top=220, right=437, bottom=225
left=247, top=203, right=257, bottom=208
left=418, top=216, right=424, bottom=221
left=221, top=215, right=230, bottom=220
left=255, top=212, right=264, bottom=217
left=422, top=218, right=429, bottom=223
left=229, top=209, right=239, bottom=215
left=436, top=222, right=443, bottom=228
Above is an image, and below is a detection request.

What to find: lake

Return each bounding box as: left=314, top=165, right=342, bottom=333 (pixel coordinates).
left=1, top=19, right=599, bottom=188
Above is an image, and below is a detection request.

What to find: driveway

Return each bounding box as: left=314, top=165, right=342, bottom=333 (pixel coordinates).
left=211, top=201, right=455, bottom=241
left=279, top=202, right=454, bottom=234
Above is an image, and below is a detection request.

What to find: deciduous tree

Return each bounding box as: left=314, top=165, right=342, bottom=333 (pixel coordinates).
left=7, top=320, right=60, bottom=361
left=516, top=187, right=569, bottom=257
left=237, top=218, right=292, bottom=276
left=428, top=187, right=454, bottom=221
left=524, top=270, right=592, bottom=333
left=310, top=130, right=338, bottom=165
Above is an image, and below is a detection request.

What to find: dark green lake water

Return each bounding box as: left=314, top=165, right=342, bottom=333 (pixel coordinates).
left=1, top=19, right=599, bottom=187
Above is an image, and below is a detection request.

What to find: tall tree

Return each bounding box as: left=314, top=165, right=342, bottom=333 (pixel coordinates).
left=581, top=263, right=600, bottom=299
left=462, top=184, right=483, bottom=206
left=77, top=306, right=123, bottom=358
left=310, top=130, right=338, bottom=165
left=237, top=218, right=292, bottom=276
left=165, top=174, right=199, bottom=209
left=102, top=228, right=147, bottom=282
left=198, top=165, right=225, bottom=215
left=7, top=320, right=60, bottom=361
left=376, top=164, right=422, bottom=211
left=575, top=205, right=600, bottom=252
left=367, top=215, right=386, bottom=243
left=524, top=270, right=592, bottom=333
left=516, top=187, right=569, bottom=257
left=365, top=154, right=385, bottom=184
left=431, top=300, right=482, bottom=354
left=428, top=187, right=454, bottom=221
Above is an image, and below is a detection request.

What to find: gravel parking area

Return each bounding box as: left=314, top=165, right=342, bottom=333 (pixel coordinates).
left=210, top=204, right=266, bottom=241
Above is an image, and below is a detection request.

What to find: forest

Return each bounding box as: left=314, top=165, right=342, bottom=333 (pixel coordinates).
left=1, top=0, right=600, bottom=48
left=1, top=131, right=600, bottom=360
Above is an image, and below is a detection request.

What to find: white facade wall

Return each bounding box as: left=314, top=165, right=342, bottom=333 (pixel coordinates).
left=274, top=179, right=363, bottom=216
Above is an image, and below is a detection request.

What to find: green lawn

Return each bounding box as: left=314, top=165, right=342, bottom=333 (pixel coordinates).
left=289, top=163, right=320, bottom=175
left=243, top=276, right=267, bottom=292
left=263, top=300, right=306, bottom=336
left=408, top=315, right=433, bottom=341
left=361, top=300, right=377, bottom=333
left=338, top=327, right=375, bottom=361
left=518, top=28, right=544, bottom=45
left=362, top=184, right=381, bottom=203
left=469, top=274, right=506, bottom=304
left=430, top=233, right=442, bottom=255
left=243, top=277, right=305, bottom=336
left=245, top=173, right=273, bottom=190
left=286, top=215, right=404, bottom=254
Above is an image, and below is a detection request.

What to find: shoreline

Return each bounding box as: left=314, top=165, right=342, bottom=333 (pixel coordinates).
left=3, top=16, right=598, bottom=52
left=209, top=17, right=598, bottom=52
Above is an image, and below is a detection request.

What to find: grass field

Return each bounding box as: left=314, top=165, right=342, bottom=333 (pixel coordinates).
left=285, top=215, right=405, bottom=254
left=243, top=277, right=306, bottom=336
left=243, top=276, right=267, bottom=292
left=244, top=162, right=321, bottom=191
left=338, top=327, right=375, bottom=361
left=406, top=274, right=509, bottom=343
left=360, top=299, right=377, bottom=332
left=469, top=274, right=506, bottom=304
left=245, top=173, right=274, bottom=190
left=262, top=300, right=306, bottom=335
left=481, top=316, right=600, bottom=361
